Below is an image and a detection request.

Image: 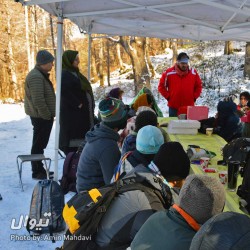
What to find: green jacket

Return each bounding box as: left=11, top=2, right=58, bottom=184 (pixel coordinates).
left=24, top=66, right=56, bottom=120
left=131, top=207, right=196, bottom=250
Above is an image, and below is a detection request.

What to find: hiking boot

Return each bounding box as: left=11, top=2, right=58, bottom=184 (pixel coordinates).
left=32, top=172, right=47, bottom=180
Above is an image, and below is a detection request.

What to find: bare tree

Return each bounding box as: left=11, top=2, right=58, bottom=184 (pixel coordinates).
left=146, top=38, right=155, bottom=78
left=224, top=41, right=234, bottom=55
left=244, top=42, right=250, bottom=78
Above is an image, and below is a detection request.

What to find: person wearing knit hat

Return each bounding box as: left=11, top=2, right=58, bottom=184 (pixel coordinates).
left=98, top=97, right=128, bottom=129
left=24, top=49, right=56, bottom=180
left=36, top=50, right=54, bottom=65
left=190, top=211, right=250, bottom=250
left=112, top=125, right=164, bottom=182
left=121, top=110, right=158, bottom=155
left=59, top=50, right=95, bottom=154
left=131, top=174, right=225, bottom=250
left=76, top=97, right=128, bottom=192
left=147, top=142, right=190, bottom=204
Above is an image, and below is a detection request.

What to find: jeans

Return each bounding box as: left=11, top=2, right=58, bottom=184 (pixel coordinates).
left=30, top=117, right=53, bottom=173
left=169, top=107, right=178, bottom=117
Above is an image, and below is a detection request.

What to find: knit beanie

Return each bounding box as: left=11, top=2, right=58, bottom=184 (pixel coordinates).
left=153, top=142, right=190, bottom=180
left=178, top=174, right=225, bottom=224
left=135, top=110, right=158, bottom=132
left=99, top=97, right=128, bottom=129
left=190, top=212, right=250, bottom=250
left=136, top=125, right=164, bottom=154
left=36, top=50, right=54, bottom=65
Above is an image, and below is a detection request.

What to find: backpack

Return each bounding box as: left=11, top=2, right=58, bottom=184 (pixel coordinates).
left=222, top=137, right=250, bottom=164
left=59, top=151, right=81, bottom=194
left=62, top=177, right=170, bottom=250
left=26, top=180, right=65, bottom=242
left=237, top=152, right=250, bottom=214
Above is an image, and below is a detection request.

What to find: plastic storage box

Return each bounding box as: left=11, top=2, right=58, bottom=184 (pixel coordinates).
left=187, top=106, right=209, bottom=120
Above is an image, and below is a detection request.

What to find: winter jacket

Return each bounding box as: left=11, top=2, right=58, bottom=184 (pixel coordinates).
left=121, top=133, right=137, bottom=156
left=214, top=100, right=242, bottom=142
left=76, top=122, right=121, bottom=192
left=158, top=65, right=202, bottom=110
left=241, top=112, right=250, bottom=137
left=95, top=165, right=172, bottom=249
left=130, top=207, right=197, bottom=250
left=24, top=66, right=55, bottom=120
left=59, top=70, right=94, bottom=152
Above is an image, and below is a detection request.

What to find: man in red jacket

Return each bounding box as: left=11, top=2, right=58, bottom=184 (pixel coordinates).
left=158, top=52, right=202, bottom=117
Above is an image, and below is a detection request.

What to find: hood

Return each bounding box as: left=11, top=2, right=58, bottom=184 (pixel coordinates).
left=85, top=122, right=120, bottom=143
left=217, top=100, right=237, bottom=115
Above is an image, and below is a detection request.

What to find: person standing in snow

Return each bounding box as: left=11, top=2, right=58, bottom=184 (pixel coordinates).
left=24, top=50, right=55, bottom=179
left=158, top=52, right=202, bottom=117
left=59, top=50, right=95, bottom=155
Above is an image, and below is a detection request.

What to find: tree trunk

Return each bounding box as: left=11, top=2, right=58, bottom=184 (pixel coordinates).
left=24, top=6, right=32, bottom=71
left=91, top=47, right=99, bottom=83
left=172, top=39, right=178, bottom=65
left=146, top=38, right=155, bottom=78
left=116, top=43, right=125, bottom=73
left=120, top=36, right=150, bottom=94
left=50, top=14, right=56, bottom=57
left=244, top=42, right=250, bottom=78
left=98, top=39, right=104, bottom=87
left=106, top=39, right=110, bottom=86
left=224, top=41, right=234, bottom=55
left=6, top=9, right=20, bottom=100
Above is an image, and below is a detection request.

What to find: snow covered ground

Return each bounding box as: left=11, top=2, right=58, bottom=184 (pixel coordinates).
left=0, top=41, right=250, bottom=249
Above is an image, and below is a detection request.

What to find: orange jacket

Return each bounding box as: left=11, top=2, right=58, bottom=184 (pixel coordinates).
left=158, top=66, right=202, bottom=110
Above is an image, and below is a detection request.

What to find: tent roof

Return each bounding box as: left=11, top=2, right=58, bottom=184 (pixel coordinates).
left=21, top=0, right=250, bottom=41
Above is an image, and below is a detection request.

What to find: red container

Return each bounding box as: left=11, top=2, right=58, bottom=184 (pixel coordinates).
left=187, top=106, right=209, bottom=120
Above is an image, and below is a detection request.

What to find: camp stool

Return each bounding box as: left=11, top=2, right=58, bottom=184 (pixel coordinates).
left=16, top=154, right=51, bottom=191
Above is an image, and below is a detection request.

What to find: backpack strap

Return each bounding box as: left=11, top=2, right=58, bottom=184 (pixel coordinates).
left=111, top=151, right=133, bottom=183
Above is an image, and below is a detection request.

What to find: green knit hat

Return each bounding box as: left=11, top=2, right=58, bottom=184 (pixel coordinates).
left=99, top=97, right=128, bottom=128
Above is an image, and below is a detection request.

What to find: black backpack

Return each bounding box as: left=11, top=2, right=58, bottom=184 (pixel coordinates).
left=27, top=180, right=65, bottom=242
left=61, top=177, right=171, bottom=250
left=237, top=151, right=250, bottom=214
left=222, top=137, right=250, bottom=164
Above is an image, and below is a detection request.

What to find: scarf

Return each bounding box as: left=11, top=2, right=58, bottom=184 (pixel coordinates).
left=174, top=63, right=189, bottom=77
left=62, top=50, right=93, bottom=95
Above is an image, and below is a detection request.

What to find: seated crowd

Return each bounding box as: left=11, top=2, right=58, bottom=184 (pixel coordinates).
left=68, top=89, right=250, bottom=249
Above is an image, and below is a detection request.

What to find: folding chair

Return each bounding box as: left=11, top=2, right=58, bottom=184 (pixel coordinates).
left=16, top=154, right=51, bottom=191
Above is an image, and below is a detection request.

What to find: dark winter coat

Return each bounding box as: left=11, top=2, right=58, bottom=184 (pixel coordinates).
left=59, top=70, right=94, bottom=152
left=214, top=100, right=242, bottom=142
left=76, top=122, right=121, bottom=192
left=131, top=207, right=197, bottom=250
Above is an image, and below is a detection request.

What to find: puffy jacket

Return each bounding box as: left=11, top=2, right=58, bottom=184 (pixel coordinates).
left=24, top=66, right=55, bottom=120
left=158, top=65, right=202, bottom=110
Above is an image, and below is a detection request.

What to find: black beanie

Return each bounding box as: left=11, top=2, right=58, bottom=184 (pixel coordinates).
left=135, top=110, right=157, bottom=132
left=153, top=142, right=190, bottom=180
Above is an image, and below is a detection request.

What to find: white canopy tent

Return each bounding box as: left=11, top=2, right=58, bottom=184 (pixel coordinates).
left=17, top=0, right=250, bottom=180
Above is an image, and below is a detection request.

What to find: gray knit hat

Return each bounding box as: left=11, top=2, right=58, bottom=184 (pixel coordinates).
left=99, top=97, right=128, bottom=128
left=36, top=50, right=54, bottom=65
left=178, top=174, right=225, bottom=224
left=190, top=212, right=250, bottom=250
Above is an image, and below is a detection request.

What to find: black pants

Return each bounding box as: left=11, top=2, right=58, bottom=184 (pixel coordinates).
left=30, top=117, right=53, bottom=174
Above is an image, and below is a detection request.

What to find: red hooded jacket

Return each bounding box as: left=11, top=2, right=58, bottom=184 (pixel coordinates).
left=158, top=65, right=202, bottom=110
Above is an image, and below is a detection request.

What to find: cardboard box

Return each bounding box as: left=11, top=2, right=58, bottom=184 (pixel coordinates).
left=187, top=106, right=209, bottom=120
left=168, top=120, right=200, bottom=134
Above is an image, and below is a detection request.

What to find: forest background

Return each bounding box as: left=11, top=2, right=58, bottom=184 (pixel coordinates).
left=1, top=0, right=250, bottom=103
